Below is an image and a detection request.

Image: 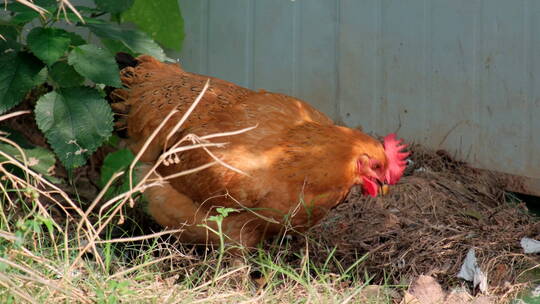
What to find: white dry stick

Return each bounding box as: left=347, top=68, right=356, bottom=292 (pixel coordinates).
left=0, top=257, right=88, bottom=302
left=160, top=142, right=227, bottom=161
left=0, top=272, right=38, bottom=304
left=200, top=124, right=258, bottom=140
left=57, top=0, right=84, bottom=23
left=128, top=107, right=181, bottom=204
left=0, top=149, right=94, bottom=232
left=13, top=0, right=47, bottom=15
left=70, top=77, right=256, bottom=274
left=125, top=79, right=210, bottom=202
left=0, top=110, right=31, bottom=122
left=165, top=80, right=211, bottom=143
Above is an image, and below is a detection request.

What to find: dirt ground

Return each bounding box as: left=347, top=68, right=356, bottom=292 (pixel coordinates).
left=294, top=145, right=540, bottom=301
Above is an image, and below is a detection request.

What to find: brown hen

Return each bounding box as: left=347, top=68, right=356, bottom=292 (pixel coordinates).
left=111, top=54, right=408, bottom=250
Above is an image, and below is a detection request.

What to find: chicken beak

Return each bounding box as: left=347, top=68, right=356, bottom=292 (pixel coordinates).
left=375, top=179, right=389, bottom=196
left=380, top=184, right=389, bottom=196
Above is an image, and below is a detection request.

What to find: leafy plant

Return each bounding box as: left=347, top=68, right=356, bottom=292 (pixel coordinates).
left=95, top=280, right=132, bottom=304
left=0, top=0, right=184, bottom=171
left=99, top=148, right=136, bottom=198
left=120, top=0, right=184, bottom=51
left=201, top=207, right=239, bottom=279
left=0, top=139, right=56, bottom=179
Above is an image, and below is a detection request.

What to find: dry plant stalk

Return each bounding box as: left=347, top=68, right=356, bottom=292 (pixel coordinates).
left=1, top=0, right=83, bottom=22
left=0, top=79, right=257, bottom=302
left=5, top=0, right=83, bottom=22
left=6, top=0, right=47, bottom=15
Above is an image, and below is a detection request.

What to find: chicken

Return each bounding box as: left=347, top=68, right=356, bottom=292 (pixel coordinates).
left=111, top=54, right=409, bottom=250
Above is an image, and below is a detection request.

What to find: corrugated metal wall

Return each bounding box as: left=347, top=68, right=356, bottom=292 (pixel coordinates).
left=178, top=0, right=540, bottom=183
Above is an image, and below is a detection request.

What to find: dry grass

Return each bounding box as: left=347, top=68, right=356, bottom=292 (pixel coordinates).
left=3, top=108, right=538, bottom=303
left=0, top=86, right=394, bottom=303
left=2, top=105, right=540, bottom=303
left=2, top=99, right=540, bottom=304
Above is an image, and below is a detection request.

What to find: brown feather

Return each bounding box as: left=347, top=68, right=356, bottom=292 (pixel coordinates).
left=115, top=55, right=389, bottom=249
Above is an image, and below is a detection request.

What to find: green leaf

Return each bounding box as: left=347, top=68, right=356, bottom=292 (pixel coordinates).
left=7, top=0, right=57, bottom=25
left=74, top=6, right=101, bottom=14
left=34, top=66, right=48, bottom=87
left=53, top=12, right=100, bottom=24
left=6, top=0, right=56, bottom=13
left=37, top=216, right=54, bottom=235
left=6, top=0, right=55, bottom=25
left=35, top=0, right=57, bottom=8
left=64, top=32, right=86, bottom=47
left=100, top=149, right=134, bottom=188
left=34, top=87, right=114, bottom=169
left=519, top=293, right=540, bottom=304
left=121, top=0, right=184, bottom=51
left=0, top=128, right=56, bottom=179
left=0, top=127, right=33, bottom=149
left=95, top=0, right=134, bottom=14
left=99, top=149, right=137, bottom=198
left=67, top=44, right=121, bottom=87
left=10, top=11, right=41, bottom=25
left=6, top=2, right=36, bottom=13
left=49, top=61, right=84, bottom=88
left=86, top=22, right=165, bottom=60
left=216, top=207, right=238, bottom=218
left=100, top=38, right=134, bottom=56
left=0, top=25, right=21, bottom=52
left=0, top=52, right=45, bottom=114
left=103, top=134, right=120, bottom=147
left=0, top=25, right=18, bottom=41
left=27, top=27, right=71, bottom=65
left=0, top=143, right=56, bottom=178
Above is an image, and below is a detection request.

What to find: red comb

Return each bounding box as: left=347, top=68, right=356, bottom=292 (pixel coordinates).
left=383, top=133, right=410, bottom=185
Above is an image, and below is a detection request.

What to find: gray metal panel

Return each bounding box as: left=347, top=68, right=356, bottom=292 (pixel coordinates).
left=253, top=0, right=296, bottom=95
left=207, top=0, right=251, bottom=85
left=179, top=0, right=540, bottom=181
left=295, top=0, right=338, bottom=118
left=427, top=0, right=478, bottom=160
left=338, top=0, right=379, bottom=132
left=177, top=0, right=207, bottom=73
left=532, top=1, right=540, bottom=177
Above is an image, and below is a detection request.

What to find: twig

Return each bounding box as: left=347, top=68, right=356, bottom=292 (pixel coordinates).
left=0, top=110, right=31, bottom=122
left=165, top=79, right=210, bottom=144
left=95, top=229, right=184, bottom=244
left=108, top=254, right=183, bottom=280
left=0, top=272, right=37, bottom=304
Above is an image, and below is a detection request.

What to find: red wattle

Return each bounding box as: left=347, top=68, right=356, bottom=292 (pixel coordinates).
left=362, top=176, right=378, bottom=197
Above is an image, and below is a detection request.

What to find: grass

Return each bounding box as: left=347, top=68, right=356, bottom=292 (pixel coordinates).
left=0, top=161, right=397, bottom=304
left=2, top=95, right=537, bottom=304
left=0, top=194, right=397, bottom=304
left=0, top=99, right=399, bottom=303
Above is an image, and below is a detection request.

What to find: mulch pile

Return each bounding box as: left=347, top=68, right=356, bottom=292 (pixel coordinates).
left=299, top=145, right=540, bottom=297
